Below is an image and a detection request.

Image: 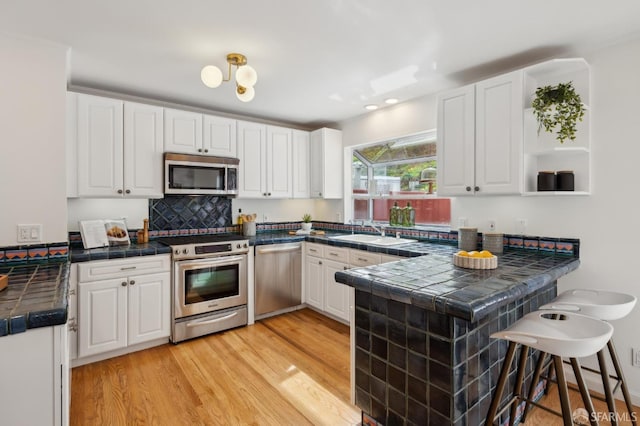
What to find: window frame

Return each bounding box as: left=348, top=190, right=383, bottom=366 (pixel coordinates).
left=344, top=129, right=449, bottom=227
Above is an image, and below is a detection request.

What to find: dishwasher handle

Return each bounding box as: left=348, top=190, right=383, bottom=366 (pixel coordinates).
left=256, top=243, right=302, bottom=255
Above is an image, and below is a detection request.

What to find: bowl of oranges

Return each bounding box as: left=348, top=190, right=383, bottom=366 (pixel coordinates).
left=453, top=250, right=498, bottom=269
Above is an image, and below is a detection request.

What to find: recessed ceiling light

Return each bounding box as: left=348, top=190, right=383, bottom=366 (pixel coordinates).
left=365, top=104, right=378, bottom=111
left=385, top=98, right=399, bottom=104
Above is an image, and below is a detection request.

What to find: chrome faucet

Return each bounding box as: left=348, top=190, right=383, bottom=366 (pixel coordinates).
left=364, top=221, right=386, bottom=236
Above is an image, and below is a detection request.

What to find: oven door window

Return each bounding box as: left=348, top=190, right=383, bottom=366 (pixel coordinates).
left=184, top=264, right=238, bottom=304
left=169, top=164, right=224, bottom=190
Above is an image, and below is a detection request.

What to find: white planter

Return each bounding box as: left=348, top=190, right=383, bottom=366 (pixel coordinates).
left=301, top=222, right=312, bottom=231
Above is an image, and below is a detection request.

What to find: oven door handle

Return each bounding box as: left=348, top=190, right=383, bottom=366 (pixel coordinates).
left=185, top=312, right=239, bottom=327
left=177, top=255, right=246, bottom=270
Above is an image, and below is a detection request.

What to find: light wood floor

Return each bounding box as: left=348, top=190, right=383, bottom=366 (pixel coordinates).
left=71, top=308, right=638, bottom=425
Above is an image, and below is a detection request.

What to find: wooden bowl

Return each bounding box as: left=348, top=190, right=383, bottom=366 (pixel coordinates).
left=453, top=254, right=498, bottom=269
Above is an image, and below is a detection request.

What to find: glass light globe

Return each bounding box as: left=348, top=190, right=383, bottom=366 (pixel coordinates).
left=236, top=85, right=255, bottom=102
left=201, top=65, right=223, bottom=88
left=235, top=65, right=258, bottom=87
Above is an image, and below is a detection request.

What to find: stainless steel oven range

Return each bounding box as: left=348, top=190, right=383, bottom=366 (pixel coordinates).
left=157, top=234, right=249, bottom=343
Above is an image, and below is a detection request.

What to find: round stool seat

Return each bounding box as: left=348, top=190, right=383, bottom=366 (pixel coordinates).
left=491, top=311, right=613, bottom=358
left=540, top=289, right=637, bottom=321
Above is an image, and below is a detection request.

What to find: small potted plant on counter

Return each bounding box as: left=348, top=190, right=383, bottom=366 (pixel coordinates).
left=301, top=213, right=312, bottom=232
left=532, top=81, right=585, bottom=143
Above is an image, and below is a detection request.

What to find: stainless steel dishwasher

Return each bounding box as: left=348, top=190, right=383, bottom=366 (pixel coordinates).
left=255, top=243, right=302, bottom=317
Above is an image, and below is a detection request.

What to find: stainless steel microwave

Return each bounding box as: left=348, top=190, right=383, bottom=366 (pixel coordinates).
left=164, top=152, right=239, bottom=196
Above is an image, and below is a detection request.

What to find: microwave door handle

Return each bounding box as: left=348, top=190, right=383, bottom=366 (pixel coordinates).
left=185, top=311, right=239, bottom=327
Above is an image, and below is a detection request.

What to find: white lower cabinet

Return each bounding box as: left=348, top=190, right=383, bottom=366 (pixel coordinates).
left=76, top=255, right=170, bottom=361
left=0, top=325, right=69, bottom=426
left=304, top=243, right=399, bottom=323
left=323, top=259, right=350, bottom=320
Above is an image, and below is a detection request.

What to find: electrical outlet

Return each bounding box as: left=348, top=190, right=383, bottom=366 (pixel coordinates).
left=633, top=348, right=640, bottom=367
left=488, top=219, right=496, bottom=231
left=17, top=224, right=42, bottom=243
left=515, top=219, right=527, bottom=234
left=263, top=213, right=269, bottom=222
left=336, top=212, right=342, bottom=222
left=458, top=217, right=468, bottom=227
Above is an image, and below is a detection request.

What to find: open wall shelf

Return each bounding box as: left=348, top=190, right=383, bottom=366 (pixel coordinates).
left=522, top=58, right=591, bottom=195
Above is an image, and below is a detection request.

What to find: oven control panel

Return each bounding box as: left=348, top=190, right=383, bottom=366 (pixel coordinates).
left=172, top=241, right=249, bottom=260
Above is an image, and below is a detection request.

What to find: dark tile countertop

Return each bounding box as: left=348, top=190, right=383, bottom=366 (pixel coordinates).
left=69, top=241, right=172, bottom=263
left=335, top=250, right=579, bottom=323
left=64, top=231, right=579, bottom=326
left=0, top=261, right=69, bottom=337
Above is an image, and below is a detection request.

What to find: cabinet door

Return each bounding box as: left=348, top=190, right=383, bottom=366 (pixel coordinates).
left=123, top=102, right=164, bottom=197
left=78, top=278, right=127, bottom=358
left=203, top=115, right=237, bottom=157
left=323, top=259, right=350, bottom=322
left=127, top=272, right=170, bottom=345
left=164, top=108, right=202, bottom=154
left=475, top=71, right=523, bottom=194
left=292, top=130, right=310, bottom=198
left=305, top=256, right=324, bottom=310
left=266, top=125, right=293, bottom=198
left=310, top=128, right=343, bottom=198
left=436, top=85, right=475, bottom=196
left=237, top=120, right=266, bottom=197
left=77, top=94, right=124, bottom=197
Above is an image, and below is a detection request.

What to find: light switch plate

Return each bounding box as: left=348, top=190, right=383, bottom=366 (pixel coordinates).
left=17, top=224, right=42, bottom=243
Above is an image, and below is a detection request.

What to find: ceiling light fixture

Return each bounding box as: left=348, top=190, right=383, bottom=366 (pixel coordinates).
left=365, top=104, right=378, bottom=111
left=201, top=53, right=258, bottom=102
left=385, top=98, right=399, bottom=104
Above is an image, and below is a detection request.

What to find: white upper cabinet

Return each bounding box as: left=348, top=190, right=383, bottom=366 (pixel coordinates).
left=237, top=120, right=267, bottom=197
left=266, top=125, right=293, bottom=198
left=310, top=127, right=343, bottom=199
left=237, top=121, right=293, bottom=198
left=203, top=115, right=237, bottom=157
left=123, top=102, right=164, bottom=197
left=73, top=93, right=164, bottom=198
left=163, top=108, right=203, bottom=154
left=437, top=70, right=523, bottom=196
left=292, top=130, right=310, bottom=198
left=76, top=94, right=124, bottom=198
left=164, top=108, right=236, bottom=157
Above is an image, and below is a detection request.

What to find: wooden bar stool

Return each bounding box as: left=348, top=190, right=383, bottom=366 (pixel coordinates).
left=486, top=310, right=613, bottom=426
left=526, top=289, right=637, bottom=426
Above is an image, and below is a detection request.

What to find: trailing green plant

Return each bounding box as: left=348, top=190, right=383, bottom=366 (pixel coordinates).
left=532, top=81, right=585, bottom=143
left=302, top=213, right=312, bottom=223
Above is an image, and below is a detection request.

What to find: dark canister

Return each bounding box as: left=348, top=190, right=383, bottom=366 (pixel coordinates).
left=556, top=170, right=575, bottom=191
left=537, top=171, right=556, bottom=191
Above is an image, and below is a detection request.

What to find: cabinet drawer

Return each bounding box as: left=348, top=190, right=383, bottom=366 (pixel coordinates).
left=349, top=250, right=381, bottom=268
left=305, top=243, right=324, bottom=258
left=324, top=246, right=349, bottom=263
left=78, top=254, right=170, bottom=282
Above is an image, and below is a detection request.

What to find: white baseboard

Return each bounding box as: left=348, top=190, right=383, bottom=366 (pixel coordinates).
left=562, top=364, right=640, bottom=407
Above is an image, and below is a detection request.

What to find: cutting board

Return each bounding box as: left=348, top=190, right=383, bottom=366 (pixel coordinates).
left=0, top=275, right=7, bottom=292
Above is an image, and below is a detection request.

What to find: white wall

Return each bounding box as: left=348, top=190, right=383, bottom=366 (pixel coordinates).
left=337, top=36, right=640, bottom=401
left=0, top=33, right=68, bottom=246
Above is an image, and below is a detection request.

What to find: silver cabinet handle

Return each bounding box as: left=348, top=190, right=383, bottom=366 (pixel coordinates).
left=129, top=280, right=135, bottom=285
left=329, top=252, right=339, bottom=257
left=357, top=257, right=369, bottom=262
left=117, top=189, right=123, bottom=194
left=120, top=266, right=137, bottom=271
left=121, top=281, right=127, bottom=287
left=125, top=189, right=131, bottom=194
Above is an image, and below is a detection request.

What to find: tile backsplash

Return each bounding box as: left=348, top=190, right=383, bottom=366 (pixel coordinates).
left=149, top=195, right=231, bottom=231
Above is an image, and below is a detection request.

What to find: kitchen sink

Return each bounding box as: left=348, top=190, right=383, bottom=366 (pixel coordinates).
left=329, top=234, right=417, bottom=246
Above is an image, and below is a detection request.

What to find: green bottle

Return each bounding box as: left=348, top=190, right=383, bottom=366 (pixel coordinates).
left=390, top=201, right=400, bottom=226
left=403, top=202, right=415, bottom=227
